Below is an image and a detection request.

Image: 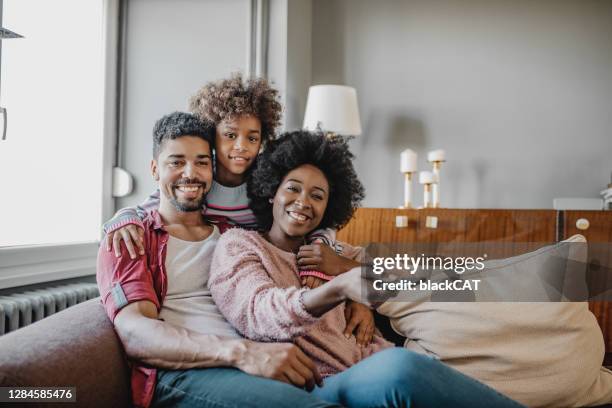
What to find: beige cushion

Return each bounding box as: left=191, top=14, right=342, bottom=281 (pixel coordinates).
left=378, top=235, right=612, bottom=407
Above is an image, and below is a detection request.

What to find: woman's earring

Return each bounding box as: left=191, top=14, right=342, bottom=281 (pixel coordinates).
left=268, top=198, right=274, bottom=204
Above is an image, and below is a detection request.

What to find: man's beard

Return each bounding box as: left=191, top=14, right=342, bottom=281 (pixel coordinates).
left=170, top=178, right=207, bottom=212
left=169, top=196, right=205, bottom=212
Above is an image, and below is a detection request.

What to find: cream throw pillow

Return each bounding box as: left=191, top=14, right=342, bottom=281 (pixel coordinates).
left=377, top=235, right=612, bottom=407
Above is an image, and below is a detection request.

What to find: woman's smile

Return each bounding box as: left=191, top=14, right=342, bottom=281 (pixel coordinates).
left=286, top=210, right=312, bottom=223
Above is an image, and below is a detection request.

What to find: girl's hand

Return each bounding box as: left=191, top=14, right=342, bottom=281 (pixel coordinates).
left=344, top=301, right=375, bottom=347
left=105, top=224, right=145, bottom=259
left=301, top=276, right=326, bottom=289
left=297, top=243, right=359, bottom=276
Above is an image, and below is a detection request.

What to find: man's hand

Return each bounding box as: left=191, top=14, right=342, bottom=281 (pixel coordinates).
left=236, top=342, right=322, bottom=391
left=344, top=302, right=375, bottom=347
left=297, top=243, right=359, bottom=276
left=105, top=224, right=145, bottom=259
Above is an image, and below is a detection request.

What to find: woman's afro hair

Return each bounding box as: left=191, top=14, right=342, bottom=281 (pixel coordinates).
left=248, top=130, right=365, bottom=231
left=189, top=73, right=282, bottom=146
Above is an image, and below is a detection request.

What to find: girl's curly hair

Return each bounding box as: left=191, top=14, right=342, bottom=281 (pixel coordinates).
left=248, top=130, right=365, bottom=232
left=189, top=73, right=282, bottom=146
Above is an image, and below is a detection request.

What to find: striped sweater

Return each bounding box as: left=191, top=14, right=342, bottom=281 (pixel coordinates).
left=103, top=181, right=337, bottom=248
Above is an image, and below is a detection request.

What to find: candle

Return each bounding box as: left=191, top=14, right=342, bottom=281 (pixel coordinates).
left=419, top=171, right=435, bottom=184
left=427, top=149, right=446, bottom=163
left=400, top=149, right=418, bottom=173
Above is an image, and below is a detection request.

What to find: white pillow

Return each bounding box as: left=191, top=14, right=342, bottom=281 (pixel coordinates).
left=377, top=235, right=612, bottom=407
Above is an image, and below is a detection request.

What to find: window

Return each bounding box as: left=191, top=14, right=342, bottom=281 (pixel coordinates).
left=0, top=0, right=106, bottom=247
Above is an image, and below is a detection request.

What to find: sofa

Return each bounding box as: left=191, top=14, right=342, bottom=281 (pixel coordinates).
left=0, top=299, right=131, bottom=407
left=1, top=298, right=611, bottom=408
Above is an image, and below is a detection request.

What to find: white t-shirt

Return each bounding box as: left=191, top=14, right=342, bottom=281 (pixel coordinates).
left=158, top=225, right=241, bottom=338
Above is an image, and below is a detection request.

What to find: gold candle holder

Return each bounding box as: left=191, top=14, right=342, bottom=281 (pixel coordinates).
left=431, top=161, right=443, bottom=208
left=419, top=171, right=435, bottom=209
left=427, top=149, right=446, bottom=208
left=401, top=171, right=415, bottom=209
left=423, top=183, right=433, bottom=208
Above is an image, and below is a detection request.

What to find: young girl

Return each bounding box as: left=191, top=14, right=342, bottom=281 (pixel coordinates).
left=103, top=74, right=375, bottom=346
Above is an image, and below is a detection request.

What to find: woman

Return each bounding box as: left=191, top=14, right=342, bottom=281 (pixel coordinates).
left=209, top=131, right=525, bottom=408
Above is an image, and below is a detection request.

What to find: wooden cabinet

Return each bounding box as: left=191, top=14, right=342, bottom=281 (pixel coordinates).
left=338, top=208, right=556, bottom=244
left=338, top=208, right=612, bottom=363
left=562, top=211, right=612, bottom=364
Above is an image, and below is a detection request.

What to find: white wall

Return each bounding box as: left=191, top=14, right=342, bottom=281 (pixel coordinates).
left=311, top=0, right=612, bottom=209
left=118, top=0, right=248, bottom=209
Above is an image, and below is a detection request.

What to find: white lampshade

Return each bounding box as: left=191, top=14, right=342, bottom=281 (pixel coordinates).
left=303, top=85, right=362, bottom=136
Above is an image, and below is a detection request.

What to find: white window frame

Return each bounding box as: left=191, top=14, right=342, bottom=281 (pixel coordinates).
left=0, top=0, right=120, bottom=290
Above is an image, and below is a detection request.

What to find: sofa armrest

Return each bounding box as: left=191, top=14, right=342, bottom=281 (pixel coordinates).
left=0, top=298, right=131, bottom=408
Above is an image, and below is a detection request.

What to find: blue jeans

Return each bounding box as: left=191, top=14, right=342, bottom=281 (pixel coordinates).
left=153, top=367, right=338, bottom=408
left=153, top=348, right=525, bottom=408
left=312, top=348, right=525, bottom=408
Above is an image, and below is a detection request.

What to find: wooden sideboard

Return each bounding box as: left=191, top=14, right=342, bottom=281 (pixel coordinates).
left=337, top=208, right=612, bottom=364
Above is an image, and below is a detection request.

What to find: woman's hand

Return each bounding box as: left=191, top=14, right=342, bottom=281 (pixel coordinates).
left=333, top=267, right=394, bottom=308
left=297, top=243, right=359, bottom=276
left=344, top=301, right=375, bottom=347
left=301, top=276, right=326, bottom=289
left=105, top=224, right=145, bottom=259
left=301, top=266, right=391, bottom=317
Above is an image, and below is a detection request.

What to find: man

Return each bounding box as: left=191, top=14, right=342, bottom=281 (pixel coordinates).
left=96, top=112, right=336, bottom=408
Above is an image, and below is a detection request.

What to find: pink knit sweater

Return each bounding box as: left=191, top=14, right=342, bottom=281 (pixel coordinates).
left=209, top=228, right=392, bottom=377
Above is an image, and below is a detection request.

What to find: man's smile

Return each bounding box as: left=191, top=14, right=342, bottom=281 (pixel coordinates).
left=174, top=183, right=205, bottom=199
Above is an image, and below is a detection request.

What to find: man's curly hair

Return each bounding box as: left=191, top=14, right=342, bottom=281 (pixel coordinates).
left=189, top=73, right=282, bottom=146
left=248, top=130, right=365, bottom=232
left=153, top=111, right=215, bottom=157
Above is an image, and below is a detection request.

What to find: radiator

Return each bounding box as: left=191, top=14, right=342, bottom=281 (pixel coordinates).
left=0, top=283, right=99, bottom=335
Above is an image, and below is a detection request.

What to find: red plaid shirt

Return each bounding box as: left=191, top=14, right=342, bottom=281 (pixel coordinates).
left=96, top=210, right=232, bottom=407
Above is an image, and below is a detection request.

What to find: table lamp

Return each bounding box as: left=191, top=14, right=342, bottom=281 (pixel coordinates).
left=303, top=85, right=362, bottom=137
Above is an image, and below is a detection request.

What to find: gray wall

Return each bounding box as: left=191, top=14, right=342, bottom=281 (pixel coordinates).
left=118, top=0, right=248, bottom=209
left=311, top=0, right=612, bottom=209
left=267, top=0, right=312, bottom=131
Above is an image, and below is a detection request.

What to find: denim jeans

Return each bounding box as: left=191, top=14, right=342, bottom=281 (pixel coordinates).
left=153, top=366, right=339, bottom=408
left=153, top=348, right=525, bottom=408
left=312, top=348, right=526, bottom=408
